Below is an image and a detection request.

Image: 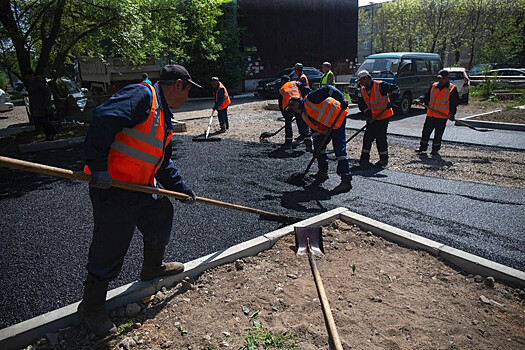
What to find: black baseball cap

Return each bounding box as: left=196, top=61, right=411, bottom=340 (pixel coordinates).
left=160, top=64, right=202, bottom=88
left=437, top=69, right=449, bottom=78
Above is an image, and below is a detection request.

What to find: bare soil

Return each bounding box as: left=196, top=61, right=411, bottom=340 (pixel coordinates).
left=49, top=220, right=525, bottom=349
left=177, top=100, right=525, bottom=189
left=471, top=109, right=525, bottom=124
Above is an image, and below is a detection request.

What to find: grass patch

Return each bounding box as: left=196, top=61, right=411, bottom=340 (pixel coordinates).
left=116, top=319, right=134, bottom=335
left=241, top=327, right=299, bottom=350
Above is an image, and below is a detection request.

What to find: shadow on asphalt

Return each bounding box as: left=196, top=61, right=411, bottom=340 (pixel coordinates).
left=350, top=166, right=388, bottom=178
left=404, top=153, right=454, bottom=169
left=267, top=145, right=305, bottom=159
left=278, top=186, right=333, bottom=214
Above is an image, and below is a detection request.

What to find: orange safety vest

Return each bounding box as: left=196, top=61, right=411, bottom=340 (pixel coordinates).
left=361, top=80, right=394, bottom=120
left=302, top=97, right=349, bottom=134
left=299, top=73, right=310, bottom=88
left=428, top=82, right=456, bottom=119
left=215, top=82, right=231, bottom=110
left=84, top=83, right=173, bottom=186
left=279, top=81, right=301, bottom=111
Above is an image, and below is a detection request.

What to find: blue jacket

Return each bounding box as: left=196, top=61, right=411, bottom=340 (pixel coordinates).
left=297, top=85, right=345, bottom=110
left=84, top=83, right=191, bottom=194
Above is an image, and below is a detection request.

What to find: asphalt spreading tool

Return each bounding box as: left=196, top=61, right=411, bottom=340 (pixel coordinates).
left=259, top=117, right=296, bottom=142
left=416, top=102, right=492, bottom=132
left=286, top=108, right=346, bottom=186
left=0, top=156, right=301, bottom=224
left=294, top=226, right=343, bottom=350
left=192, top=110, right=222, bottom=142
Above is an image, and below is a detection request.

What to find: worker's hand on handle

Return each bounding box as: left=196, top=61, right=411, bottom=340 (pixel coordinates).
left=90, top=171, right=112, bottom=189
left=181, top=190, right=197, bottom=204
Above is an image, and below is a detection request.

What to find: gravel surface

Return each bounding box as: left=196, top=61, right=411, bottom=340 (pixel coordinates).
left=45, top=221, right=525, bottom=350
left=0, top=105, right=29, bottom=129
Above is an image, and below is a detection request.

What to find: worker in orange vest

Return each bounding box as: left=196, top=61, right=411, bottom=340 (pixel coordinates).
left=290, top=62, right=313, bottom=150
left=416, top=69, right=459, bottom=156
left=278, top=74, right=311, bottom=149
left=288, top=85, right=352, bottom=193
left=212, top=77, right=231, bottom=133
left=356, top=70, right=399, bottom=168
left=81, top=65, right=200, bottom=336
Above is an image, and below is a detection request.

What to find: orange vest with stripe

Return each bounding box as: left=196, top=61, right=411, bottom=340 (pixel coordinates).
left=428, top=82, right=456, bottom=119
left=299, top=73, right=310, bottom=88
left=215, top=82, right=231, bottom=110
left=302, top=97, right=349, bottom=134
left=279, top=81, right=301, bottom=111
left=84, top=83, right=173, bottom=186
left=361, top=80, right=394, bottom=120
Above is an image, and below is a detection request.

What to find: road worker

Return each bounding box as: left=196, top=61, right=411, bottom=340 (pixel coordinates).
left=80, top=64, right=199, bottom=336
left=415, top=69, right=459, bottom=156
left=320, top=61, right=335, bottom=87
left=212, top=77, right=231, bottom=132
left=288, top=85, right=352, bottom=193
left=278, top=75, right=311, bottom=150
left=356, top=70, right=399, bottom=167
left=289, top=62, right=312, bottom=149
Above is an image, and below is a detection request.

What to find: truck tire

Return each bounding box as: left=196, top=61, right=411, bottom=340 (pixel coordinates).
left=396, top=93, right=412, bottom=115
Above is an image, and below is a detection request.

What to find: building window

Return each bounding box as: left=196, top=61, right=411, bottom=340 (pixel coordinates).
left=363, top=42, right=369, bottom=50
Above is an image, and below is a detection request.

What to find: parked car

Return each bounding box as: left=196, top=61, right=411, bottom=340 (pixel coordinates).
left=490, top=68, right=525, bottom=76
left=23, top=77, right=88, bottom=123
left=444, top=67, right=470, bottom=103
left=257, top=67, right=323, bottom=99
left=468, top=63, right=510, bottom=76
left=0, top=88, right=14, bottom=113
left=348, top=52, right=443, bottom=115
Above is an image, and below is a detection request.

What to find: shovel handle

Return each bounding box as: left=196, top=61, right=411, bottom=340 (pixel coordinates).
left=0, top=156, right=298, bottom=223
left=307, top=247, right=343, bottom=350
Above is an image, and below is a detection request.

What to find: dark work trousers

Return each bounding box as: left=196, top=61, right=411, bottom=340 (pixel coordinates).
left=360, top=118, right=389, bottom=163
left=34, top=114, right=56, bottom=139
left=217, top=107, right=228, bottom=126
left=419, top=117, right=447, bottom=152
left=313, top=125, right=350, bottom=176
left=282, top=109, right=312, bottom=146
left=87, top=187, right=174, bottom=281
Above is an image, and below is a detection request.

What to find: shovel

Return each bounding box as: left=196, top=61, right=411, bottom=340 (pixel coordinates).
left=259, top=117, right=296, bottom=142
left=415, top=102, right=492, bottom=132
left=192, top=110, right=222, bottom=142
left=295, top=226, right=343, bottom=350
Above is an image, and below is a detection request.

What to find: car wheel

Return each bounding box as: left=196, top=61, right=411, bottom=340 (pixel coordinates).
left=396, top=93, right=412, bottom=115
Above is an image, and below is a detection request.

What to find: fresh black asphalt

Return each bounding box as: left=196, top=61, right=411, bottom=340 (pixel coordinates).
left=1, top=135, right=524, bottom=328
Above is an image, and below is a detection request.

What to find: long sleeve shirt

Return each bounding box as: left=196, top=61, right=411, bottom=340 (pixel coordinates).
left=421, top=82, right=459, bottom=116
left=84, top=83, right=191, bottom=193
left=357, top=81, right=399, bottom=112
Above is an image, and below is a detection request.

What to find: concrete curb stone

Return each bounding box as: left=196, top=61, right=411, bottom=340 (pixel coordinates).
left=459, top=112, right=525, bottom=132
left=18, top=136, right=85, bottom=155
left=0, top=125, right=35, bottom=138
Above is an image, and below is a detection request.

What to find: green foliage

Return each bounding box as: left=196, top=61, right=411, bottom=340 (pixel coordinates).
left=369, top=0, right=525, bottom=68
left=241, top=328, right=299, bottom=350
left=0, top=71, right=8, bottom=90
left=117, top=319, right=134, bottom=335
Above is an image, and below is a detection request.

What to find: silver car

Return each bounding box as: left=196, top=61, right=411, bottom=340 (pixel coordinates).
left=444, top=67, right=470, bottom=103
left=0, top=88, right=14, bottom=113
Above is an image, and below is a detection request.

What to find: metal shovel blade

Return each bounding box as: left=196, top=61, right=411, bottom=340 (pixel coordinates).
left=294, top=226, right=324, bottom=256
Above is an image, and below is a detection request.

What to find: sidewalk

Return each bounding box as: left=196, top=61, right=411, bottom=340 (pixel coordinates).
left=346, top=107, right=525, bottom=150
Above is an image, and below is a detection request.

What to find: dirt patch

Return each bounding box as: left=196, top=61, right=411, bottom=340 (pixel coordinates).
left=48, top=220, right=524, bottom=349
left=471, top=109, right=525, bottom=124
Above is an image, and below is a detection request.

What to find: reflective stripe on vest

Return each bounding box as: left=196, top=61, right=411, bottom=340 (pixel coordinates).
left=84, top=83, right=172, bottom=186
left=302, top=97, right=348, bottom=133
left=215, top=82, right=231, bottom=110
left=294, top=73, right=310, bottom=87
left=279, top=81, right=301, bottom=111
left=320, top=71, right=334, bottom=87
left=361, top=80, right=394, bottom=120
left=428, top=83, right=455, bottom=119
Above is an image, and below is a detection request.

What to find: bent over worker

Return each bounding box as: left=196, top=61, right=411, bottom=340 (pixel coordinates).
left=289, top=85, right=352, bottom=193
left=278, top=75, right=311, bottom=150
left=416, top=69, right=458, bottom=156
left=212, top=77, right=231, bottom=132
left=80, top=65, right=200, bottom=337
left=357, top=70, right=399, bottom=167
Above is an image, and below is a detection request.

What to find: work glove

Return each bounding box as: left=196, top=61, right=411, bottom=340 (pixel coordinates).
left=90, top=171, right=112, bottom=189
left=340, top=100, right=349, bottom=110
left=448, top=114, right=456, bottom=121
left=180, top=190, right=197, bottom=205
left=387, top=101, right=395, bottom=108
left=417, top=96, right=425, bottom=104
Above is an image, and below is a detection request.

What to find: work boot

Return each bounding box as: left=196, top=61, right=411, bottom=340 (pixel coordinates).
left=313, top=170, right=329, bottom=183
left=77, top=274, right=117, bottom=337
left=140, top=247, right=184, bottom=281
left=333, top=174, right=353, bottom=193
left=283, top=138, right=293, bottom=148
left=359, top=153, right=372, bottom=169
left=431, top=149, right=440, bottom=156
left=225, top=122, right=229, bottom=130
left=219, top=124, right=226, bottom=133
left=415, top=142, right=428, bottom=153
left=375, top=155, right=388, bottom=167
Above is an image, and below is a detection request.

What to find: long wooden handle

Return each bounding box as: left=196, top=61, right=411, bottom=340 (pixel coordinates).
left=418, top=103, right=490, bottom=132
left=0, top=156, right=298, bottom=223
left=308, top=249, right=343, bottom=349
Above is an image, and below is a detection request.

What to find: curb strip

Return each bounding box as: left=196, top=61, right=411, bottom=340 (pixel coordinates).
left=1, top=206, right=524, bottom=349
left=18, top=136, right=85, bottom=155
left=459, top=113, right=525, bottom=132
